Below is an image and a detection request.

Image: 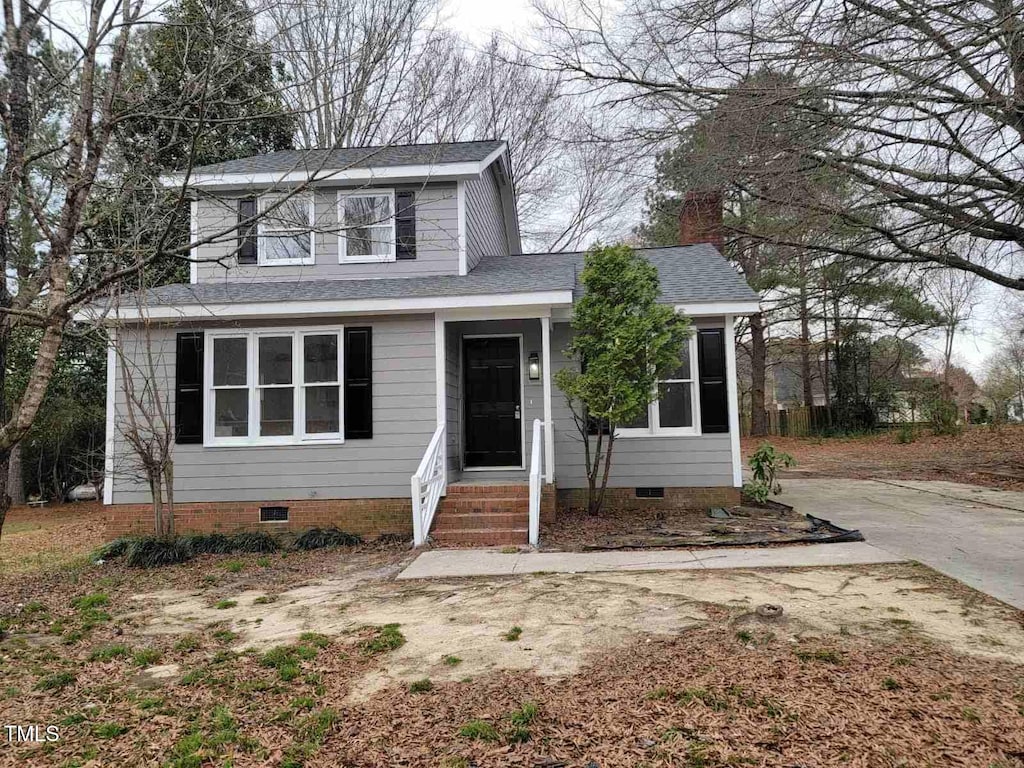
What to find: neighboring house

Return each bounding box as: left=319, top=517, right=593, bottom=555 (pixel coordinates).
left=92, top=141, right=760, bottom=546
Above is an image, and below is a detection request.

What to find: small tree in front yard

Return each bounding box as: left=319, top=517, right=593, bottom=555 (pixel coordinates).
left=555, top=244, right=691, bottom=515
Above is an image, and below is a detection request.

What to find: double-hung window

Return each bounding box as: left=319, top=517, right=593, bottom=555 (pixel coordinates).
left=338, top=190, right=395, bottom=262
left=258, top=194, right=315, bottom=265
left=206, top=329, right=343, bottom=446
left=617, top=335, right=701, bottom=437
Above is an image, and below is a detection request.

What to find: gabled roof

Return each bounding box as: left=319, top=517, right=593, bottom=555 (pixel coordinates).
left=187, top=140, right=507, bottom=178
left=99, top=245, right=759, bottom=322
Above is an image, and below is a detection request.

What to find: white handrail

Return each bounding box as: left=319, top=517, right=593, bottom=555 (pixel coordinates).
left=411, top=423, right=446, bottom=546
left=528, top=418, right=543, bottom=547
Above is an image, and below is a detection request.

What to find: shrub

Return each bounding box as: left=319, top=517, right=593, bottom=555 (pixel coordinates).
left=293, top=527, right=362, bottom=550
left=93, top=538, right=132, bottom=560
left=231, top=531, right=279, bottom=553
left=125, top=537, right=191, bottom=568
left=743, top=442, right=795, bottom=503
left=928, top=398, right=962, bottom=436
left=182, top=533, right=234, bottom=556
left=895, top=423, right=917, bottom=444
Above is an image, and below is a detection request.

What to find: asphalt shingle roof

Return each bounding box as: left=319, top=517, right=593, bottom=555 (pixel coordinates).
left=140, top=245, right=758, bottom=308
left=190, top=140, right=506, bottom=177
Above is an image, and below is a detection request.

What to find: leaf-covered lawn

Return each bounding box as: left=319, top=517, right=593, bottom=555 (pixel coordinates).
left=1, top=551, right=1023, bottom=767
left=744, top=423, right=1024, bottom=490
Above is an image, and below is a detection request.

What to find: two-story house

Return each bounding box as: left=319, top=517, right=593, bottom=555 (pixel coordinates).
left=95, top=140, right=760, bottom=546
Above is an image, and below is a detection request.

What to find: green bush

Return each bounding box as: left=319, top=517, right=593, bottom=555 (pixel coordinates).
left=231, top=531, right=279, bottom=553
left=895, top=423, right=917, bottom=444
left=293, top=527, right=362, bottom=551
left=93, top=538, right=132, bottom=560
left=927, top=398, right=962, bottom=436
left=743, top=442, right=795, bottom=504
left=125, top=537, right=191, bottom=568
left=182, top=533, right=234, bottom=555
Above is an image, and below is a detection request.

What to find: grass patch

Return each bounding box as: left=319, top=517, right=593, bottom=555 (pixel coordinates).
left=298, top=632, right=331, bottom=648
left=882, top=677, right=902, bottom=691
left=261, top=641, right=324, bottom=681
left=253, top=594, right=278, bottom=605
left=442, top=655, right=462, bottom=666
left=458, top=719, right=499, bottom=742
left=214, top=599, right=237, bottom=610
left=93, top=722, right=128, bottom=739
left=677, top=687, right=729, bottom=711
left=647, top=686, right=671, bottom=701
left=962, top=706, right=981, bottom=723
left=508, top=701, right=538, bottom=726
left=212, top=629, right=238, bottom=644
left=502, top=626, right=523, bottom=642
left=360, top=624, right=405, bottom=654
left=88, top=644, right=130, bottom=662
left=409, top=678, right=433, bottom=693
left=735, top=630, right=754, bottom=643
left=175, top=634, right=201, bottom=652
left=71, top=593, right=109, bottom=611
left=133, top=648, right=161, bottom=667
left=222, top=560, right=244, bottom=573
left=35, top=671, right=76, bottom=691
left=794, top=648, right=843, bottom=664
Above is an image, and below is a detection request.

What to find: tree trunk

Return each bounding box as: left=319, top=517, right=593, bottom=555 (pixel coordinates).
left=586, top=429, right=604, bottom=515
left=798, top=254, right=814, bottom=407
left=7, top=443, right=24, bottom=506
left=0, top=452, right=9, bottom=546
left=749, top=312, right=768, bottom=436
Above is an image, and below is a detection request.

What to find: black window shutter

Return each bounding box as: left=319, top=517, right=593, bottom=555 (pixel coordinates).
left=237, top=198, right=257, bottom=264
left=175, top=332, right=204, bottom=444
left=697, top=328, right=729, bottom=433
left=344, top=327, right=373, bottom=439
left=395, top=190, right=416, bottom=260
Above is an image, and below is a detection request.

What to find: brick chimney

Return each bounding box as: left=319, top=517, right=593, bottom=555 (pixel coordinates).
left=678, top=191, right=724, bottom=253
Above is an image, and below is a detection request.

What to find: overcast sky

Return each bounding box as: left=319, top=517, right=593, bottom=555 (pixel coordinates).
left=446, top=0, right=1008, bottom=371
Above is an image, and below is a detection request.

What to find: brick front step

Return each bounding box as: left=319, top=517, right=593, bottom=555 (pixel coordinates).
left=433, top=512, right=529, bottom=531
left=446, top=483, right=530, bottom=496
left=436, top=497, right=529, bottom=514
left=431, top=528, right=529, bottom=546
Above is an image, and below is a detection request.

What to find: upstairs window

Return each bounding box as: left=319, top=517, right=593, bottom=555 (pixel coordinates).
left=258, top=194, right=315, bottom=266
left=338, top=190, right=396, bottom=263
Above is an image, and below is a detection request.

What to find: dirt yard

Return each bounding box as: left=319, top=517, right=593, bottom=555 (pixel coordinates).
left=0, top=501, right=105, bottom=573
left=743, top=423, right=1024, bottom=490
left=2, top=526, right=1024, bottom=767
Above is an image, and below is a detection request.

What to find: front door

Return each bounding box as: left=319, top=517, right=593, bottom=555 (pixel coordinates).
left=463, top=336, right=522, bottom=468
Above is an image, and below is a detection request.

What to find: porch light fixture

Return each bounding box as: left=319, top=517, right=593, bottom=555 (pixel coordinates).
left=528, top=352, right=541, bottom=380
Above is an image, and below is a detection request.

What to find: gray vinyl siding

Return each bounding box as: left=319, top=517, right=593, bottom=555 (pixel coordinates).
left=110, top=314, right=436, bottom=504
left=464, top=165, right=510, bottom=269
left=193, top=183, right=459, bottom=282
left=550, top=320, right=736, bottom=489
left=443, top=319, right=543, bottom=479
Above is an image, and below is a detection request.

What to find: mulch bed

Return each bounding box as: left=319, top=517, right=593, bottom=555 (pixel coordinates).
left=541, top=502, right=860, bottom=552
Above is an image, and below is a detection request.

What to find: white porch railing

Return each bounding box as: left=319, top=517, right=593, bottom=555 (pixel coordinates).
left=411, top=423, right=446, bottom=547
left=528, top=418, right=545, bottom=547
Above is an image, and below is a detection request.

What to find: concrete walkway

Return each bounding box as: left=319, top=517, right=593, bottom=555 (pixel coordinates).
left=397, top=541, right=903, bottom=580
left=780, top=478, right=1024, bottom=609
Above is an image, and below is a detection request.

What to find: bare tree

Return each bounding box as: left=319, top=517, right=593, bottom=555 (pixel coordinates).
left=923, top=258, right=981, bottom=388
left=532, top=0, right=1024, bottom=290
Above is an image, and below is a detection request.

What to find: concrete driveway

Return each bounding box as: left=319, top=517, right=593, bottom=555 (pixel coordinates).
left=780, top=478, right=1024, bottom=609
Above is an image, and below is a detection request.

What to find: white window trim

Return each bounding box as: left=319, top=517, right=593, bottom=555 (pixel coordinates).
left=337, top=189, right=397, bottom=264
left=203, top=327, right=344, bottom=447
left=257, top=193, right=316, bottom=267
left=617, top=334, right=702, bottom=438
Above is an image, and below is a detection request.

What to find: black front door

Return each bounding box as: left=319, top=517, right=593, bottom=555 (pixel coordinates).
left=464, top=337, right=522, bottom=467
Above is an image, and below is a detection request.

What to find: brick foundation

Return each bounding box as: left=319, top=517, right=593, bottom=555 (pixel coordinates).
left=556, top=486, right=740, bottom=512
left=104, top=498, right=413, bottom=540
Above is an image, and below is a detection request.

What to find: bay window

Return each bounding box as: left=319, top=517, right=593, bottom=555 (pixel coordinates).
left=206, top=328, right=343, bottom=446
left=618, top=335, right=701, bottom=437
left=338, top=190, right=396, bottom=262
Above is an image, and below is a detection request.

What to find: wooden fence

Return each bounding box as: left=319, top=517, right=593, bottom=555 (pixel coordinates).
left=741, top=406, right=833, bottom=437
